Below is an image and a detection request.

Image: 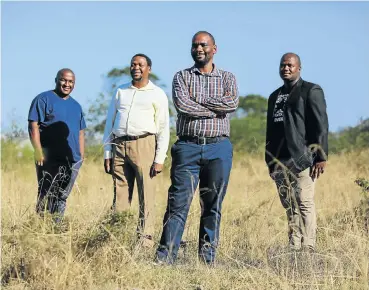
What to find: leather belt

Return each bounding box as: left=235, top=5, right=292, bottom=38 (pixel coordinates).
left=178, top=135, right=228, bottom=145
left=114, top=133, right=153, bottom=142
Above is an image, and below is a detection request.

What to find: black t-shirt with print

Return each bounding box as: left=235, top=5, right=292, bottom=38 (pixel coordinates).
left=271, top=86, right=290, bottom=159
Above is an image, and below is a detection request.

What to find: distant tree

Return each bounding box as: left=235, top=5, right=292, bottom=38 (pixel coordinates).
left=237, top=94, right=268, bottom=117
left=328, top=117, right=369, bottom=153
left=230, top=94, right=268, bottom=153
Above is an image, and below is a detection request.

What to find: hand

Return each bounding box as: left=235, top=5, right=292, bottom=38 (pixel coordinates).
left=104, top=158, right=113, bottom=174
left=34, top=150, right=44, bottom=166
left=150, top=163, right=163, bottom=178
left=310, top=161, right=326, bottom=180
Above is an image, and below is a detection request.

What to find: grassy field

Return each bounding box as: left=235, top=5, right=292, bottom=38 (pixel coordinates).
left=1, top=149, right=369, bottom=289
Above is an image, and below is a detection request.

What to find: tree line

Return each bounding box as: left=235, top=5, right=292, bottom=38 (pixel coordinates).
left=85, top=66, right=369, bottom=156
left=2, top=66, right=368, bottom=162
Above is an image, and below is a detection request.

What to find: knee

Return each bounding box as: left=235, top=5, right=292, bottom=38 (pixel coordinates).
left=166, top=195, right=191, bottom=220
left=299, top=198, right=315, bottom=210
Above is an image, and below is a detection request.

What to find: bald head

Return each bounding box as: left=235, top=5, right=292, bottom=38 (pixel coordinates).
left=56, top=68, right=75, bottom=80
left=279, top=53, right=301, bottom=84
left=54, top=68, right=75, bottom=97
left=281, top=53, right=301, bottom=67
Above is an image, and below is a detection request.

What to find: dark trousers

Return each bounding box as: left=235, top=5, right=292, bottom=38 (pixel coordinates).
left=156, top=138, right=233, bottom=264
left=36, top=160, right=82, bottom=222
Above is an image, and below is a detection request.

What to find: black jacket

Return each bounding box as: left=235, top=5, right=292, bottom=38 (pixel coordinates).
left=265, top=78, right=329, bottom=172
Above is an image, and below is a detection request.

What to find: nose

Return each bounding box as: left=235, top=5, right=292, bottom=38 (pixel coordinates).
left=193, top=44, right=203, bottom=52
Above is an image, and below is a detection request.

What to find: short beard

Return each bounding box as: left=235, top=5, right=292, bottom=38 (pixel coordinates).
left=192, top=54, right=210, bottom=67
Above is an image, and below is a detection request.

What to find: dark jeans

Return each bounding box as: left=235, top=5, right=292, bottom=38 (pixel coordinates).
left=36, top=160, right=82, bottom=222
left=156, top=137, right=233, bottom=264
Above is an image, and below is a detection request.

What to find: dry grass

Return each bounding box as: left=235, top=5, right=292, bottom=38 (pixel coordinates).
left=1, top=150, right=369, bottom=289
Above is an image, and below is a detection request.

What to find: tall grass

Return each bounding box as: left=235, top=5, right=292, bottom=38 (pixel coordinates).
left=1, top=145, right=369, bottom=289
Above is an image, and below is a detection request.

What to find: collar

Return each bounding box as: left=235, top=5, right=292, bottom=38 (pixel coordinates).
left=282, top=77, right=303, bottom=93
left=130, top=80, right=155, bottom=91
left=189, top=64, right=222, bottom=77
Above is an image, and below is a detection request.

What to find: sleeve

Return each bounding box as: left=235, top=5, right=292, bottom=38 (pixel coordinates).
left=103, top=90, right=118, bottom=159
left=306, top=85, right=329, bottom=162
left=198, top=72, right=239, bottom=113
left=172, top=71, right=217, bottom=118
left=153, top=90, right=170, bottom=164
left=265, top=94, right=275, bottom=170
left=28, top=95, right=46, bottom=122
left=80, top=109, right=87, bottom=130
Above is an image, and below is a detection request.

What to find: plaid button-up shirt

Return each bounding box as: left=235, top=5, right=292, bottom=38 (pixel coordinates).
left=172, top=65, right=239, bottom=137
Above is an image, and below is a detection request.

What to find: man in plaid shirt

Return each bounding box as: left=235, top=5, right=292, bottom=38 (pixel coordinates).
left=156, top=31, right=239, bottom=265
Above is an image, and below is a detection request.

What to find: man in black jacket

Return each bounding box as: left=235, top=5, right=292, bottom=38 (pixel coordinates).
left=265, top=53, right=329, bottom=252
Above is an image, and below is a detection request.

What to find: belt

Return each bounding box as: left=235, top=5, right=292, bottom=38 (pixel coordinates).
left=114, top=133, right=153, bottom=142
left=178, top=135, right=228, bottom=145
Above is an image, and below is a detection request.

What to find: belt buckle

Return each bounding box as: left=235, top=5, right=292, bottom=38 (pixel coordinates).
left=197, top=136, right=206, bottom=145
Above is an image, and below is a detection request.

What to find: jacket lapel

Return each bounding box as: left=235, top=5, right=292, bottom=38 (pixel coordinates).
left=287, top=78, right=303, bottom=107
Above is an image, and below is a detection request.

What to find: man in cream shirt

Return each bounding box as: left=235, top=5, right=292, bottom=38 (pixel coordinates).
left=103, top=53, right=170, bottom=246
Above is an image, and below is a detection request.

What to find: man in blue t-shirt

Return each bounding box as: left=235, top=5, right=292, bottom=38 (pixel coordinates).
left=28, top=68, right=86, bottom=222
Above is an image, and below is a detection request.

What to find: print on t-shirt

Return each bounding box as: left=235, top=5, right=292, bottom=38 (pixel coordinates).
left=273, top=93, right=289, bottom=123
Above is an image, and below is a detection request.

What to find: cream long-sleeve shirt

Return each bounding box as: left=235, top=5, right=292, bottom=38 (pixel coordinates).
left=103, top=80, right=170, bottom=164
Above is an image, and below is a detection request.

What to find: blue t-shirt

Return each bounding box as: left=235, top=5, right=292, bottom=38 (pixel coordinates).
left=28, top=90, right=86, bottom=163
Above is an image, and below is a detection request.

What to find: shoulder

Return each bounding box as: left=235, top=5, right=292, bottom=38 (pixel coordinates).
left=68, top=97, right=83, bottom=110
left=113, top=82, right=132, bottom=97
left=269, top=86, right=282, bottom=100
left=151, top=82, right=167, bottom=95
left=302, top=80, right=326, bottom=105
left=302, top=80, right=322, bottom=91
left=216, top=68, right=236, bottom=80
left=173, top=67, right=193, bottom=79
left=116, top=82, right=132, bottom=91
left=32, top=90, right=54, bottom=102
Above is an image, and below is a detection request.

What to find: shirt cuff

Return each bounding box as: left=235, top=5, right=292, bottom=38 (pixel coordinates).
left=104, top=151, right=112, bottom=159
left=154, top=153, right=166, bottom=164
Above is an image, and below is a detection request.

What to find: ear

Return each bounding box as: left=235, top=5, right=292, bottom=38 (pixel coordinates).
left=55, top=78, right=57, bottom=83
left=213, top=44, right=217, bottom=54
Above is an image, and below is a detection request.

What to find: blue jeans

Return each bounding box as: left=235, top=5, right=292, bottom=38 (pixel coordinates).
left=36, top=160, right=82, bottom=222
left=156, top=137, right=233, bottom=264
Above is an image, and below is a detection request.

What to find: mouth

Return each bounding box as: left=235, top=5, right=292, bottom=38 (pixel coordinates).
left=132, top=71, right=142, bottom=76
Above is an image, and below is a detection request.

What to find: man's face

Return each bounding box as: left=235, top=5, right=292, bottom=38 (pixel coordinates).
left=130, top=56, right=151, bottom=82
left=55, top=71, right=75, bottom=96
left=279, top=55, right=301, bottom=82
left=191, top=33, right=217, bottom=66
